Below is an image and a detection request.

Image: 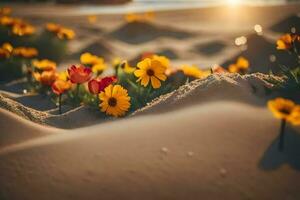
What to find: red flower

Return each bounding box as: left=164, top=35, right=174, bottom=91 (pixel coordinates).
left=88, top=76, right=117, bottom=94
left=67, top=65, right=92, bottom=84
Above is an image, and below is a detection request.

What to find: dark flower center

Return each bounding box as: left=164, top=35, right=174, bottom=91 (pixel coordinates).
left=279, top=108, right=291, bottom=115
left=120, top=62, right=126, bottom=69
left=108, top=97, right=117, bottom=107
left=146, top=69, right=154, bottom=76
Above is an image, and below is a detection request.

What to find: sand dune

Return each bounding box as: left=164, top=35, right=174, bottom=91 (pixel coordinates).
left=1, top=101, right=300, bottom=200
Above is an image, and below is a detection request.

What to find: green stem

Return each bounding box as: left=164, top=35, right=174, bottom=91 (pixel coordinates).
left=278, top=119, right=286, bottom=152
left=59, top=94, right=62, bottom=114
left=76, top=84, right=80, bottom=104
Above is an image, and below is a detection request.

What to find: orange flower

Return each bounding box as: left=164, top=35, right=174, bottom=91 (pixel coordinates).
left=0, top=43, right=13, bottom=59
left=0, top=16, right=14, bottom=26
left=228, top=57, right=249, bottom=74
left=0, top=7, right=12, bottom=16
left=277, top=34, right=293, bottom=50
left=0, top=48, right=10, bottom=59
left=12, top=22, right=35, bottom=36
left=33, top=70, right=57, bottom=86
left=87, top=15, right=97, bottom=24
left=46, top=23, right=75, bottom=40
left=52, top=79, right=72, bottom=95
left=67, top=65, right=92, bottom=84
left=12, top=47, right=38, bottom=58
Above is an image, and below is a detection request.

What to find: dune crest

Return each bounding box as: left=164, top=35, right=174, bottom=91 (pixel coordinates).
left=0, top=73, right=282, bottom=129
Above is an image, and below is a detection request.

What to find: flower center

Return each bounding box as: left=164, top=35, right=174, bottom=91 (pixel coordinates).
left=146, top=69, right=154, bottom=76
left=108, top=97, right=117, bottom=107
left=120, top=62, right=126, bottom=69
left=279, top=108, right=291, bottom=115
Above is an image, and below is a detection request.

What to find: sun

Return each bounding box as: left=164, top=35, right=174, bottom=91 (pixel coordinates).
left=227, top=0, right=240, bottom=6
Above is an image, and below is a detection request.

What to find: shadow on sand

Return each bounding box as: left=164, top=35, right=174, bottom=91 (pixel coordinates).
left=259, top=126, right=300, bottom=170
left=109, top=21, right=194, bottom=44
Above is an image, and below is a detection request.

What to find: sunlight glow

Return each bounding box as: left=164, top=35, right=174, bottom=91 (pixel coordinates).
left=227, top=0, right=241, bottom=6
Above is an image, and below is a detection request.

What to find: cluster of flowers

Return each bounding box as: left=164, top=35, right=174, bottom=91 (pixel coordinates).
left=29, top=51, right=249, bottom=117
left=0, top=7, right=35, bottom=36
left=0, top=42, right=38, bottom=59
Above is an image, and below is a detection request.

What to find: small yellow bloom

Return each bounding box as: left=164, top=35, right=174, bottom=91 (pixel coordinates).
left=12, top=22, right=35, bottom=36
left=2, top=43, right=13, bottom=53
left=180, top=65, right=210, bottom=79
left=0, top=43, right=13, bottom=59
left=289, top=106, right=300, bottom=125
left=134, top=58, right=167, bottom=89
left=228, top=56, right=249, bottom=74
left=0, top=48, right=10, bottom=59
left=57, top=28, right=75, bottom=40
left=0, top=7, right=12, bottom=16
left=57, top=71, right=69, bottom=81
left=99, top=84, right=131, bottom=117
left=112, top=57, right=122, bottom=67
left=46, top=23, right=75, bottom=40
left=0, top=16, right=14, bottom=26
left=80, top=52, right=104, bottom=66
left=13, top=47, right=38, bottom=58
left=33, top=59, right=57, bottom=71
left=125, top=11, right=155, bottom=23
left=152, top=55, right=170, bottom=68
left=119, top=60, right=135, bottom=73
left=268, top=98, right=297, bottom=122
left=87, top=15, right=97, bottom=24
left=92, top=63, right=107, bottom=74
left=276, top=34, right=293, bottom=50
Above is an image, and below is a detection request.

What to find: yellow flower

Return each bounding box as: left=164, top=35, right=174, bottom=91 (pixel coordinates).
left=88, top=15, right=97, bottom=24
left=57, top=28, right=75, bottom=40
left=152, top=55, right=170, bottom=68
left=33, top=59, right=57, bottom=71
left=92, top=63, right=107, bottom=74
left=0, top=48, right=10, bottom=59
left=125, top=11, right=154, bottom=23
left=228, top=56, right=249, bottom=74
left=276, top=34, right=293, bottom=50
left=134, top=58, right=167, bottom=89
left=57, top=71, right=69, bottom=81
left=125, top=13, right=140, bottom=23
left=289, top=106, right=300, bottom=125
left=12, top=22, right=35, bottom=36
left=46, top=23, right=75, bottom=40
left=268, top=98, right=295, bottom=120
left=0, top=43, right=13, bottom=59
left=112, top=57, right=122, bottom=67
left=119, top=60, right=135, bottom=73
left=2, top=43, right=13, bottom=53
left=12, top=47, right=38, bottom=58
left=99, top=84, right=131, bottom=117
left=80, top=52, right=103, bottom=66
left=0, top=7, right=12, bottom=16
left=180, top=65, right=210, bottom=79
left=0, top=16, right=14, bottom=26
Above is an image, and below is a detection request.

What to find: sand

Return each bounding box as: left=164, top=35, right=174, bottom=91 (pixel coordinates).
left=0, top=3, right=300, bottom=200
